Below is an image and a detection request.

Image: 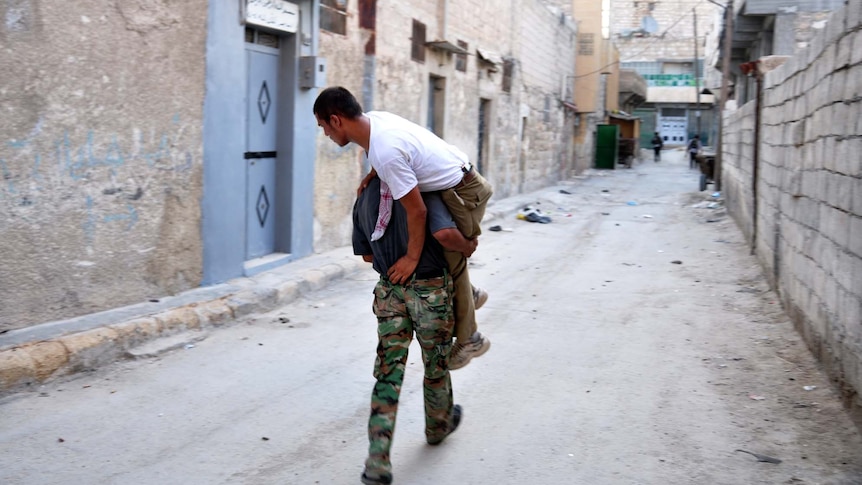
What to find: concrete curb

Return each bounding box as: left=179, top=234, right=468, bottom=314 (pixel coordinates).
left=0, top=255, right=366, bottom=396
left=0, top=178, right=593, bottom=396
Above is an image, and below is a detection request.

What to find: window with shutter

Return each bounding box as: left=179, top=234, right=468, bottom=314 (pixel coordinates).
left=411, top=20, right=426, bottom=63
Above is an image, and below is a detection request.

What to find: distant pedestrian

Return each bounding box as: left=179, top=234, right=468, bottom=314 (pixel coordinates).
left=651, top=132, right=663, bottom=162
left=687, top=135, right=701, bottom=169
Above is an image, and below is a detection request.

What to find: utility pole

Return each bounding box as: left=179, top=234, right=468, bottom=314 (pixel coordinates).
left=693, top=7, right=701, bottom=140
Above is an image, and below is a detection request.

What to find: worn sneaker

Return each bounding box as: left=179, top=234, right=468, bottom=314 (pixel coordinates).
left=427, top=404, right=463, bottom=445
left=449, top=332, right=491, bottom=370
left=360, top=470, right=392, bottom=485
left=472, top=286, right=488, bottom=310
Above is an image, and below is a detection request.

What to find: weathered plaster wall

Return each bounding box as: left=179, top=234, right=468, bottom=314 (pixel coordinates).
left=722, top=2, right=862, bottom=421
left=0, top=0, right=206, bottom=331
left=312, top=0, right=576, bottom=250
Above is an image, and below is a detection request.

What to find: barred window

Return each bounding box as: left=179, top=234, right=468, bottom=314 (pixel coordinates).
left=321, top=0, right=348, bottom=35
left=411, top=19, right=426, bottom=63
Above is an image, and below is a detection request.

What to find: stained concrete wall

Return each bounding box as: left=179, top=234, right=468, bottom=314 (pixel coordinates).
left=722, top=1, right=862, bottom=421
left=312, top=0, right=577, bottom=251
left=0, top=1, right=207, bottom=331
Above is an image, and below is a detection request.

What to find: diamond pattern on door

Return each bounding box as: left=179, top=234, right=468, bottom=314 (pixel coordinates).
left=256, top=185, right=270, bottom=227
left=258, top=81, right=271, bottom=124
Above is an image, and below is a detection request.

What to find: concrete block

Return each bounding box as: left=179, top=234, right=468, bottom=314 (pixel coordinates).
left=833, top=103, right=850, bottom=137
left=823, top=137, right=837, bottom=171
left=836, top=36, right=852, bottom=70
left=0, top=349, right=36, bottom=390
left=155, top=307, right=202, bottom=332
left=826, top=10, right=845, bottom=48
left=801, top=171, right=820, bottom=200
left=832, top=173, right=854, bottom=213
left=850, top=0, right=862, bottom=30
left=853, top=33, right=862, bottom=66
left=300, top=269, right=327, bottom=292
left=828, top=204, right=852, bottom=249
left=848, top=250, right=862, bottom=296
left=830, top=70, right=847, bottom=105
left=21, top=341, right=69, bottom=381
left=275, top=280, right=300, bottom=304
left=854, top=173, right=862, bottom=216
left=195, top=299, right=234, bottom=326
left=108, top=317, right=163, bottom=348
left=58, top=327, right=121, bottom=372
left=850, top=216, right=862, bottom=258
left=225, top=287, right=279, bottom=318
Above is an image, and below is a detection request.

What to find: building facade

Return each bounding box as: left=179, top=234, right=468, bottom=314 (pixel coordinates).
left=0, top=0, right=323, bottom=332
left=312, top=0, right=579, bottom=251
left=1, top=0, right=577, bottom=333
left=609, top=0, right=719, bottom=147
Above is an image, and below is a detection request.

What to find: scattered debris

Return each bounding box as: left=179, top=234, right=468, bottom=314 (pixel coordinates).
left=749, top=395, right=766, bottom=400
left=559, top=189, right=572, bottom=194
left=517, top=207, right=552, bottom=223
left=489, top=225, right=503, bottom=232
left=277, top=316, right=291, bottom=324
left=803, top=386, right=817, bottom=391
left=671, top=260, right=683, bottom=264
left=626, top=201, right=639, bottom=206
left=149, top=299, right=160, bottom=303
left=735, top=449, right=782, bottom=464
left=601, top=212, right=610, bottom=215
left=58, top=438, right=65, bottom=443
left=261, top=437, right=270, bottom=441
left=642, top=215, right=654, bottom=219
left=184, top=344, right=195, bottom=350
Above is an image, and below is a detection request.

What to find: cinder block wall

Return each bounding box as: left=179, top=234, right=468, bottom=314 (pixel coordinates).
left=0, top=2, right=207, bottom=331
left=722, top=2, right=862, bottom=421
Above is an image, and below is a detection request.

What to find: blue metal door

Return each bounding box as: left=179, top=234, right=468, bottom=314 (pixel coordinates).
left=245, top=45, right=279, bottom=259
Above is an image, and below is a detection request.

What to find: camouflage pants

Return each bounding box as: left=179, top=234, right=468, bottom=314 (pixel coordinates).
left=365, top=274, right=455, bottom=476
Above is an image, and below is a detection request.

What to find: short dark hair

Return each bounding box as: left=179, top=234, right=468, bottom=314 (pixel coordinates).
left=313, top=86, right=363, bottom=121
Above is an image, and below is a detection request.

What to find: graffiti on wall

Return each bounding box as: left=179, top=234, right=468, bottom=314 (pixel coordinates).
left=0, top=115, right=195, bottom=240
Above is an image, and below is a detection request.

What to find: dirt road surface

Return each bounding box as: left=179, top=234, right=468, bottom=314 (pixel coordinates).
left=2, top=150, right=861, bottom=485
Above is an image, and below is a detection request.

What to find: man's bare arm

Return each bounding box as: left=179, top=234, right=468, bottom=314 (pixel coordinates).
left=387, top=187, right=426, bottom=284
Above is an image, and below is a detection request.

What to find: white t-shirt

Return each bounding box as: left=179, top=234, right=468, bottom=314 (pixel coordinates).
left=366, top=111, right=468, bottom=200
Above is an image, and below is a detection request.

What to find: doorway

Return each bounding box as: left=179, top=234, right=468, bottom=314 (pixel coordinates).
left=244, top=28, right=283, bottom=260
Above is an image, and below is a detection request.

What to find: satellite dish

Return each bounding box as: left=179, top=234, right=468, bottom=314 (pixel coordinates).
left=641, top=16, right=658, bottom=34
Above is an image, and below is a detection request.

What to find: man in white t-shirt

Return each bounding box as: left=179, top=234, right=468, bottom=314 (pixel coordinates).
left=314, top=86, right=493, bottom=369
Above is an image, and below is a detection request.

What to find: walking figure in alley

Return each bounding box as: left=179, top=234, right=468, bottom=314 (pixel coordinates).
left=688, top=134, right=701, bottom=169
left=353, top=175, right=467, bottom=485
left=314, top=86, right=493, bottom=370
left=651, top=131, right=663, bottom=162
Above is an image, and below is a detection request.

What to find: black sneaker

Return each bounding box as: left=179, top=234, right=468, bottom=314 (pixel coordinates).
left=360, top=470, right=392, bottom=485
left=427, top=404, right=462, bottom=445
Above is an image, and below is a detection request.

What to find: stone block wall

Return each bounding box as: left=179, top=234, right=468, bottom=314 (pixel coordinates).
left=0, top=1, right=207, bottom=331
left=722, top=1, right=862, bottom=420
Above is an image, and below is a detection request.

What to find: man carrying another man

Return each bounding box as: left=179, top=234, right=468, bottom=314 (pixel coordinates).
left=314, top=86, right=493, bottom=369
left=352, top=174, right=473, bottom=484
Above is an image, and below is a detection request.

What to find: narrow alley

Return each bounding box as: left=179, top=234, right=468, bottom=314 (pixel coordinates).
left=1, top=150, right=860, bottom=485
